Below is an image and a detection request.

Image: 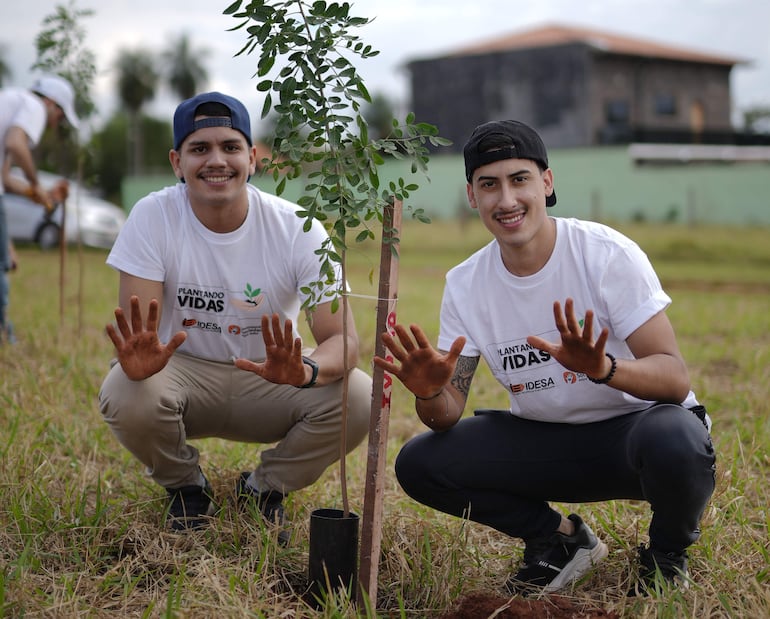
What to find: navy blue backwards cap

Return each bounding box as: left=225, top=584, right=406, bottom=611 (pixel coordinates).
left=463, top=120, right=556, bottom=207
left=173, top=92, right=252, bottom=150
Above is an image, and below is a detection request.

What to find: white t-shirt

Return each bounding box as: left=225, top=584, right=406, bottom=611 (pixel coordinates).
left=107, top=183, right=340, bottom=362
left=0, top=89, right=46, bottom=194
left=438, top=216, right=699, bottom=424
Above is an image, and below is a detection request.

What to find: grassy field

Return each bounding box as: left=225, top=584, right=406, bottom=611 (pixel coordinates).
left=1, top=218, right=769, bottom=618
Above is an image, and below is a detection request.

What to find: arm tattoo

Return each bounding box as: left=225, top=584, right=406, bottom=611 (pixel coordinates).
left=451, top=355, right=479, bottom=399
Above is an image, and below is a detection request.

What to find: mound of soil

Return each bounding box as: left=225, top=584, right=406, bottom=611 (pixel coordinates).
left=436, top=591, right=619, bottom=619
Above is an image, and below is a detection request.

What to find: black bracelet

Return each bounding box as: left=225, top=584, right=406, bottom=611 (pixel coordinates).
left=587, top=352, right=617, bottom=384
left=299, top=356, right=319, bottom=388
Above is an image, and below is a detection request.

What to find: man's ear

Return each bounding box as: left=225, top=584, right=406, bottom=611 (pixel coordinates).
left=543, top=168, right=554, bottom=196
left=248, top=144, right=258, bottom=177
left=168, top=149, right=184, bottom=182
left=466, top=182, right=478, bottom=210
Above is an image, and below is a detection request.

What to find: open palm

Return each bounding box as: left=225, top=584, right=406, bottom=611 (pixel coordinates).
left=374, top=323, right=465, bottom=399
left=105, top=295, right=186, bottom=381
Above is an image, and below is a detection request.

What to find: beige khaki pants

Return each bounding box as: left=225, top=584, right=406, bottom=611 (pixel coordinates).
left=98, top=352, right=372, bottom=493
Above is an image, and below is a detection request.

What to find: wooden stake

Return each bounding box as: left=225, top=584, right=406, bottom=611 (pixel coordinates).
left=59, top=199, right=66, bottom=326
left=358, top=199, right=402, bottom=607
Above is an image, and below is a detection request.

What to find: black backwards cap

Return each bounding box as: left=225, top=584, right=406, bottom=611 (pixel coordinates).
left=463, top=120, right=556, bottom=207
left=172, top=91, right=253, bottom=151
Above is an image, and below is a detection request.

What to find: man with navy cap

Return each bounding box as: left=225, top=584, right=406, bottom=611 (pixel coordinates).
left=374, top=120, right=716, bottom=596
left=0, top=74, right=79, bottom=343
left=98, top=92, right=371, bottom=540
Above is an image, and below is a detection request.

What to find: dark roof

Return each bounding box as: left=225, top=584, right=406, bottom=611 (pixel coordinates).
left=432, top=23, right=747, bottom=67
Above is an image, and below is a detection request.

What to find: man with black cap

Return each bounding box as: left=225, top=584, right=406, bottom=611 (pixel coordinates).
left=374, top=120, right=716, bottom=596
left=0, top=74, right=79, bottom=343
left=98, top=92, right=371, bottom=540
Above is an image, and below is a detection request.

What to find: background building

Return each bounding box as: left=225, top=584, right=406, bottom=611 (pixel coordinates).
left=407, top=23, right=753, bottom=151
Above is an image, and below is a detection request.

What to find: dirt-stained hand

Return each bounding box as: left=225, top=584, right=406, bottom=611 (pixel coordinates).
left=526, top=298, right=611, bottom=377
left=105, top=295, right=187, bottom=381
left=373, top=323, right=465, bottom=399
left=233, top=314, right=308, bottom=386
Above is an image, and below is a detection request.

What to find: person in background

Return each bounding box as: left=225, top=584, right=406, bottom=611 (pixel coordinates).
left=0, top=74, right=79, bottom=344
left=374, top=120, right=716, bottom=596
left=98, top=92, right=371, bottom=541
left=0, top=165, right=69, bottom=344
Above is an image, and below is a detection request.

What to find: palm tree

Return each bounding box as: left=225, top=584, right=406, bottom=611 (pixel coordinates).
left=163, top=33, right=209, bottom=101
left=115, top=48, right=159, bottom=174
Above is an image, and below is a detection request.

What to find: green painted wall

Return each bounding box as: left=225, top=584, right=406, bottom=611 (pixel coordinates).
left=122, top=147, right=770, bottom=226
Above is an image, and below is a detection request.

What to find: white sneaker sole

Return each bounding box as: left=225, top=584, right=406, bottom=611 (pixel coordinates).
left=543, top=540, right=609, bottom=593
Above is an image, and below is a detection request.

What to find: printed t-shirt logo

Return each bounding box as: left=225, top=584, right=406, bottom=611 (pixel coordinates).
left=177, top=286, right=225, bottom=312
left=230, top=283, right=264, bottom=311
left=492, top=341, right=552, bottom=372
left=509, top=376, right=556, bottom=394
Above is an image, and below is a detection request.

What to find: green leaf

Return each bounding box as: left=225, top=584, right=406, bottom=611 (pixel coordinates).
left=357, top=81, right=371, bottom=102
left=257, top=55, right=275, bottom=77
left=260, top=93, right=273, bottom=119
left=355, top=229, right=372, bottom=243
left=223, top=0, right=243, bottom=15
left=431, top=136, right=453, bottom=147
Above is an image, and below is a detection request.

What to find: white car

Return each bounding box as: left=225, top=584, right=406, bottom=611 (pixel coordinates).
left=4, top=169, right=126, bottom=250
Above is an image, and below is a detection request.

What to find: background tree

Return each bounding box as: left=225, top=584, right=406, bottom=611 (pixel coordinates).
left=32, top=0, right=96, bottom=122
left=0, top=44, right=12, bottom=87
left=743, top=105, right=770, bottom=134
left=115, top=48, right=159, bottom=174
left=85, top=112, right=173, bottom=204
left=362, top=92, right=396, bottom=142
left=31, top=0, right=98, bottom=331
left=31, top=0, right=97, bottom=176
left=163, top=33, right=210, bottom=100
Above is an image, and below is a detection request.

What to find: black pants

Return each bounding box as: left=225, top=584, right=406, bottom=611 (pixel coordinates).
left=395, top=403, right=716, bottom=553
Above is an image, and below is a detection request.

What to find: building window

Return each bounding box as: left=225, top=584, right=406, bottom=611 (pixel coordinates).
left=605, top=100, right=629, bottom=124
left=654, top=94, right=677, bottom=116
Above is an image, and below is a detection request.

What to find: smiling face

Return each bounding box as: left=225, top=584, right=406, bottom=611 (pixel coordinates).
left=467, top=157, right=556, bottom=275
left=168, top=120, right=257, bottom=231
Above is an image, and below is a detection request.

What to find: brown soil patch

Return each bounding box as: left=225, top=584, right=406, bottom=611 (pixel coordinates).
left=436, top=591, right=619, bottom=619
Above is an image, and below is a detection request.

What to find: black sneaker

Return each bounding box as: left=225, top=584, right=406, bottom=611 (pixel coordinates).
left=236, top=472, right=290, bottom=546
left=627, top=544, right=689, bottom=596
left=506, top=514, right=608, bottom=594
left=165, top=478, right=216, bottom=531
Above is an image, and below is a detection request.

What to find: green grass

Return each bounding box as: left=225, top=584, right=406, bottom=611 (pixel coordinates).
left=1, top=219, right=769, bottom=617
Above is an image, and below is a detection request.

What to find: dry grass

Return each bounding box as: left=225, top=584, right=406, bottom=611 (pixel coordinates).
left=1, top=218, right=769, bottom=617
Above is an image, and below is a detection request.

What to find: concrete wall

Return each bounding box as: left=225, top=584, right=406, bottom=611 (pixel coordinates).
left=122, top=146, right=770, bottom=226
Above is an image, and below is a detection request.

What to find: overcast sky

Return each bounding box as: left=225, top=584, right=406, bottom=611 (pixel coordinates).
left=2, top=0, right=769, bottom=134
